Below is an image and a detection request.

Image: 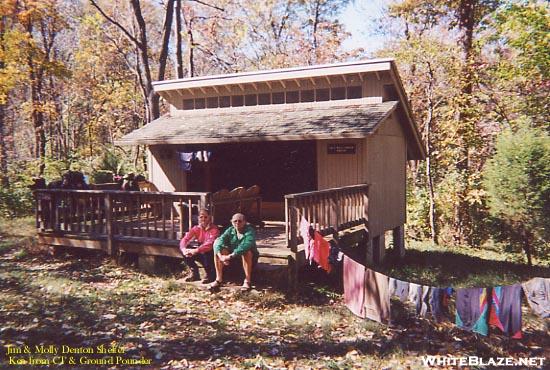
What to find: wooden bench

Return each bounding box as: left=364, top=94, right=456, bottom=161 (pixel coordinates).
left=211, top=185, right=262, bottom=226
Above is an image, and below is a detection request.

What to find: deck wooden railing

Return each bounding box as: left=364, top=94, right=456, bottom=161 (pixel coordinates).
left=284, top=184, right=369, bottom=252
left=34, top=189, right=211, bottom=255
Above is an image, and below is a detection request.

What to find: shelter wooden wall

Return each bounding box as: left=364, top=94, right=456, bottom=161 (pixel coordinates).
left=148, top=146, right=186, bottom=192
left=316, top=138, right=365, bottom=189
left=364, top=113, right=407, bottom=237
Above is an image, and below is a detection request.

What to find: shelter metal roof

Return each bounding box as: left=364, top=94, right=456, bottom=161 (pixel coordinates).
left=115, top=100, right=398, bottom=146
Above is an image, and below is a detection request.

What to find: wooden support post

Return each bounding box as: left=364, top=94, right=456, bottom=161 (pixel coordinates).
left=104, top=193, right=115, bottom=258
left=288, top=203, right=297, bottom=253
left=287, top=255, right=298, bottom=292
left=393, top=225, right=405, bottom=258
left=378, top=233, right=386, bottom=263
left=370, top=234, right=385, bottom=265
left=366, top=237, right=374, bottom=265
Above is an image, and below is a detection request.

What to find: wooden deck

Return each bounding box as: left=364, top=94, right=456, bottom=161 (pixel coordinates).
left=34, top=185, right=370, bottom=286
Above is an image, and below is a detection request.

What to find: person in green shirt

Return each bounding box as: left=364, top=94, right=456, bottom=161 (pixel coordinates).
left=209, top=213, right=259, bottom=291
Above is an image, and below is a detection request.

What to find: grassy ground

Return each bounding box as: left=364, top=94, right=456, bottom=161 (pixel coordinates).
left=0, top=218, right=548, bottom=369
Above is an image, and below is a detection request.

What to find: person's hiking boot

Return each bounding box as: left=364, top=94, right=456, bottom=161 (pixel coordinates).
left=183, top=268, right=200, bottom=282
left=208, top=280, right=222, bottom=292
left=241, top=280, right=252, bottom=291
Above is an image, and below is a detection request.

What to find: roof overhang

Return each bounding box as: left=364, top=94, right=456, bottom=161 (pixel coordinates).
left=153, top=59, right=394, bottom=94
left=115, top=100, right=399, bottom=147
left=148, top=59, right=426, bottom=160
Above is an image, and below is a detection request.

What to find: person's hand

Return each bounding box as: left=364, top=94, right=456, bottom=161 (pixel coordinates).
left=219, top=254, right=231, bottom=265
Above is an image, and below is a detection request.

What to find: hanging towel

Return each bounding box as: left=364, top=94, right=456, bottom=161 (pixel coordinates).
left=364, top=268, right=391, bottom=323
left=343, top=255, right=366, bottom=318
left=489, top=284, right=523, bottom=338
left=389, top=278, right=409, bottom=302
left=455, top=287, right=489, bottom=336
left=299, top=217, right=313, bottom=263
left=522, top=278, right=550, bottom=319
left=429, top=287, right=453, bottom=322
left=313, top=231, right=332, bottom=273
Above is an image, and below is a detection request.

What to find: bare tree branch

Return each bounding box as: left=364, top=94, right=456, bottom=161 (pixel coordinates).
left=189, top=0, right=224, bottom=12
left=89, top=0, right=141, bottom=47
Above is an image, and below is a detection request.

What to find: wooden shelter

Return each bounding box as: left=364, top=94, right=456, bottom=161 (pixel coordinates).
left=35, top=59, right=425, bottom=285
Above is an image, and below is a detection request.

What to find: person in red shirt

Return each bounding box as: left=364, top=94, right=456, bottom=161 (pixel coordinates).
left=179, top=209, right=219, bottom=283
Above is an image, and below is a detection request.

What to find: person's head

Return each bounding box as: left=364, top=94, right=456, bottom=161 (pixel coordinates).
left=231, top=213, right=246, bottom=232
left=198, top=209, right=212, bottom=228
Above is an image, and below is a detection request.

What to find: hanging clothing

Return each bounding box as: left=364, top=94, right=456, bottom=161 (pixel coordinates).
left=522, top=277, right=550, bottom=319
left=389, top=278, right=409, bottom=302
left=343, top=255, right=366, bottom=318
left=417, top=285, right=431, bottom=317
left=328, top=239, right=343, bottom=267
left=455, top=287, right=489, bottom=336
left=489, top=284, right=523, bottom=338
left=299, top=217, right=314, bottom=263
left=312, top=231, right=332, bottom=273
left=177, top=152, right=194, bottom=172
left=429, top=287, right=453, bottom=322
left=364, top=268, right=391, bottom=324
left=408, top=283, right=423, bottom=309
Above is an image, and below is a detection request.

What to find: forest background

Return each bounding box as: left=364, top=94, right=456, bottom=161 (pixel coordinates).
left=0, top=0, right=548, bottom=265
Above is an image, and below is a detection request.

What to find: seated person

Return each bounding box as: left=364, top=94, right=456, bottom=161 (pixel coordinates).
left=209, top=213, right=259, bottom=291
left=179, top=209, right=219, bottom=283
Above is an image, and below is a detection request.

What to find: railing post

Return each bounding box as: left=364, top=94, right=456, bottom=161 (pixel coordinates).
left=34, top=192, right=41, bottom=230
left=286, top=198, right=298, bottom=253
left=285, top=196, right=299, bottom=291
left=104, top=193, right=115, bottom=257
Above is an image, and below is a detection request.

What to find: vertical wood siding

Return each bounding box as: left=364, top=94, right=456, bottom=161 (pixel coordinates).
left=148, top=146, right=186, bottom=192
left=364, top=113, right=407, bottom=237
left=316, top=139, right=364, bottom=190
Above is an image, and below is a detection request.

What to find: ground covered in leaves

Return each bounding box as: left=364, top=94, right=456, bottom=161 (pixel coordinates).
left=0, top=218, right=548, bottom=369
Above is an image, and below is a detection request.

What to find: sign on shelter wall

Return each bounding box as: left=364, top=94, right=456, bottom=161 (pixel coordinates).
left=327, top=143, right=356, bottom=155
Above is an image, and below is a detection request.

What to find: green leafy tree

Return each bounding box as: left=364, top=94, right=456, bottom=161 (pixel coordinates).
left=483, top=122, right=550, bottom=265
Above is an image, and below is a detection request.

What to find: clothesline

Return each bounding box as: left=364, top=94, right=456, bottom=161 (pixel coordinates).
left=297, top=215, right=548, bottom=337
left=342, top=253, right=549, bottom=339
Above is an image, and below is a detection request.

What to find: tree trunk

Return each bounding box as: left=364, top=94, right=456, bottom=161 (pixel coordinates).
left=453, top=0, right=477, bottom=244
left=130, top=0, right=158, bottom=122
left=183, top=12, right=195, bottom=78
left=425, top=104, right=437, bottom=244
left=424, top=63, right=438, bottom=244
left=158, top=0, right=174, bottom=81
left=175, top=0, right=184, bottom=78
left=0, top=102, right=9, bottom=187
left=522, top=228, right=533, bottom=266
left=311, top=0, right=320, bottom=64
